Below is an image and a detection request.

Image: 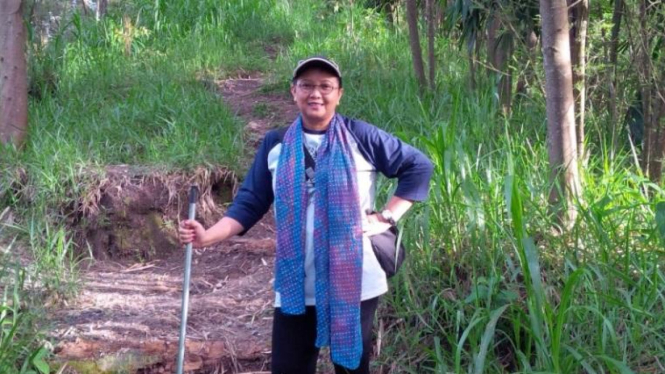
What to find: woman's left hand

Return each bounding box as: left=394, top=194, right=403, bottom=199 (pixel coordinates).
left=362, top=213, right=392, bottom=236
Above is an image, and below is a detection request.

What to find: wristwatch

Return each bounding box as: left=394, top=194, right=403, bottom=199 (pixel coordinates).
left=380, top=209, right=396, bottom=226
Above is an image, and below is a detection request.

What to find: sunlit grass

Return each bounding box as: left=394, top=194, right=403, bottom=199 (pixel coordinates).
left=2, top=0, right=664, bottom=372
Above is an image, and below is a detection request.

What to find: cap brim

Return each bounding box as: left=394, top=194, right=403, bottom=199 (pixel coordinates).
left=293, top=57, right=342, bottom=80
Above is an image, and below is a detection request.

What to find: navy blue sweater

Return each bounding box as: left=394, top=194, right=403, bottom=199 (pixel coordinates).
left=225, top=116, right=433, bottom=233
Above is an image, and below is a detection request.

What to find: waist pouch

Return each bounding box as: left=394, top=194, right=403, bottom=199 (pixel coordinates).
left=369, top=225, right=405, bottom=278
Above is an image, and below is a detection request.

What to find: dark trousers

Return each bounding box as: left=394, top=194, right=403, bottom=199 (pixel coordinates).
left=271, top=297, right=379, bottom=374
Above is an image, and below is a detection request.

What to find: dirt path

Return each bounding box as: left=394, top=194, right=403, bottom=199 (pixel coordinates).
left=51, top=74, right=298, bottom=373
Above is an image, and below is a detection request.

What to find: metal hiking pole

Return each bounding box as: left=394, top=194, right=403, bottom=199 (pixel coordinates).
left=176, top=184, right=199, bottom=374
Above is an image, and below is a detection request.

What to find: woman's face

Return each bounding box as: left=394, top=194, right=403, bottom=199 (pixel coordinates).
left=290, top=68, right=343, bottom=129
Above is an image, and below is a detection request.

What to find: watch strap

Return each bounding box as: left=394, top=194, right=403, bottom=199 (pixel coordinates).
left=381, top=209, right=396, bottom=226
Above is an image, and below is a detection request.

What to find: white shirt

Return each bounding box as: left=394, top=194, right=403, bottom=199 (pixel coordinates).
left=268, top=132, right=388, bottom=306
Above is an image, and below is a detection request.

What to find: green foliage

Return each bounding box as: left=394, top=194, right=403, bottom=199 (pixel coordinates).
left=263, top=3, right=665, bottom=372
left=378, top=82, right=665, bottom=372
left=0, top=245, right=51, bottom=374
left=133, top=0, right=294, bottom=42
left=6, top=1, right=665, bottom=373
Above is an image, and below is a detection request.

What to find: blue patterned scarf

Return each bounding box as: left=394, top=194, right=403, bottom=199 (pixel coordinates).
left=274, top=114, right=364, bottom=369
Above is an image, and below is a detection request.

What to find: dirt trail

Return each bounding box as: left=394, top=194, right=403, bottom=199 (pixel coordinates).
left=51, top=74, right=298, bottom=373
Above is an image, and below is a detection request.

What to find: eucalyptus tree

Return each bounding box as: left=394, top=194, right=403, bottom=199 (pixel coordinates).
left=427, top=0, right=437, bottom=90
left=81, top=0, right=106, bottom=19
left=629, top=0, right=665, bottom=182
left=0, top=0, right=28, bottom=147
left=96, top=0, right=107, bottom=20
left=486, top=0, right=514, bottom=115
left=607, top=0, right=623, bottom=128
left=406, top=0, right=427, bottom=89
left=539, top=0, right=581, bottom=224
left=568, top=0, right=589, bottom=159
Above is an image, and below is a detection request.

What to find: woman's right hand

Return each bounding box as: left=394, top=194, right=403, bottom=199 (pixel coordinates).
left=178, top=219, right=207, bottom=248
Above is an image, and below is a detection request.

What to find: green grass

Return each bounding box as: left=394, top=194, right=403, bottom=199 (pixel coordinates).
left=2, top=0, right=296, bottom=368
left=269, top=3, right=665, bottom=372
left=0, top=219, right=51, bottom=374
left=0, top=270, right=51, bottom=374
left=2, top=0, right=664, bottom=372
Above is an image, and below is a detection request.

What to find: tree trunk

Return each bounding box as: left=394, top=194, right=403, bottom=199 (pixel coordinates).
left=475, top=27, right=484, bottom=82
left=96, top=0, right=108, bottom=20
left=607, top=0, right=623, bottom=147
left=540, top=0, right=581, bottom=225
left=83, top=0, right=95, bottom=15
left=637, top=0, right=665, bottom=183
left=486, top=2, right=513, bottom=116
left=0, top=0, right=28, bottom=148
left=516, top=28, right=538, bottom=96
left=426, top=0, right=436, bottom=90
left=498, top=37, right=514, bottom=116
left=641, top=86, right=665, bottom=183
left=487, top=2, right=499, bottom=74
left=468, top=44, right=477, bottom=90
left=609, top=0, right=623, bottom=68
left=406, top=0, right=427, bottom=89
left=568, top=0, right=588, bottom=161
left=387, top=1, right=395, bottom=24
left=437, top=0, right=447, bottom=32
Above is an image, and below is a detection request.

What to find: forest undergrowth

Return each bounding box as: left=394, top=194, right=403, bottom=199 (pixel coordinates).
left=1, top=0, right=664, bottom=373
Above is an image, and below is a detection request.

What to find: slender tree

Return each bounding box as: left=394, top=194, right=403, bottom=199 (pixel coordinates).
left=426, top=0, right=436, bottom=90
left=486, top=1, right=514, bottom=115
left=487, top=2, right=500, bottom=73
left=406, top=0, right=427, bottom=89
left=0, top=0, right=28, bottom=148
left=609, top=0, right=623, bottom=68
left=634, top=0, right=665, bottom=183
left=568, top=0, right=589, bottom=160
left=516, top=27, right=538, bottom=97
left=540, top=0, right=581, bottom=225
left=81, top=0, right=92, bottom=15
left=96, top=0, right=108, bottom=20
left=607, top=0, right=623, bottom=138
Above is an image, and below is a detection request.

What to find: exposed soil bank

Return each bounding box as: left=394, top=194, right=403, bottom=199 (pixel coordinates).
left=76, top=165, right=234, bottom=261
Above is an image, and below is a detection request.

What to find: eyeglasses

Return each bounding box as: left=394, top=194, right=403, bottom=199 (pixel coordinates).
left=297, top=82, right=338, bottom=95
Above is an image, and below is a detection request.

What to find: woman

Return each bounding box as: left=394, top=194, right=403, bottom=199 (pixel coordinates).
left=179, top=56, right=433, bottom=374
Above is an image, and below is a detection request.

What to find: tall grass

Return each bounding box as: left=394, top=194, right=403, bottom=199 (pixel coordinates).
left=0, top=220, right=51, bottom=374
left=0, top=268, right=50, bottom=374
left=266, top=3, right=665, bottom=372
left=2, top=0, right=299, bottom=368
left=377, top=66, right=663, bottom=373
left=4, top=0, right=665, bottom=372
left=5, top=0, right=303, bottom=233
